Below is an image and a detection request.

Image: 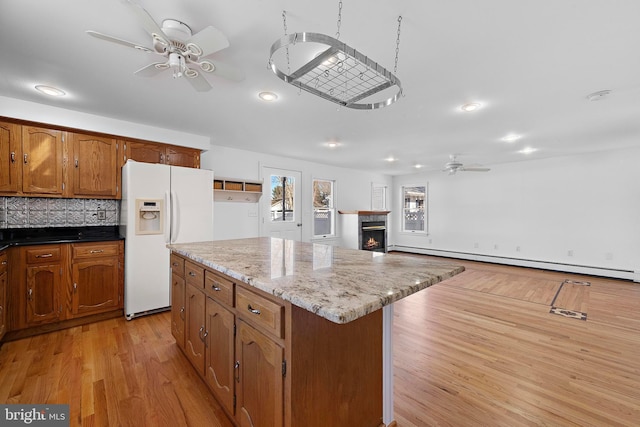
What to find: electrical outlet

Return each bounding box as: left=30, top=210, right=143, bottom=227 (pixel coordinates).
left=97, top=209, right=106, bottom=220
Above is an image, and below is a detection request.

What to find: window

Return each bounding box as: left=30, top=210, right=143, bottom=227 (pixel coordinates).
left=371, top=183, right=387, bottom=210
left=402, top=185, right=427, bottom=233
left=312, top=179, right=335, bottom=237
left=270, top=175, right=295, bottom=222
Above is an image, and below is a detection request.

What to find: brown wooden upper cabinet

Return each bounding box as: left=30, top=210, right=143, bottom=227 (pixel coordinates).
left=125, top=140, right=200, bottom=168
left=1, top=121, right=66, bottom=196
left=68, top=132, right=121, bottom=198
left=0, top=121, right=21, bottom=193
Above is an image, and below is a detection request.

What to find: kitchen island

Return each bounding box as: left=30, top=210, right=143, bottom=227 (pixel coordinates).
left=168, top=237, right=464, bottom=427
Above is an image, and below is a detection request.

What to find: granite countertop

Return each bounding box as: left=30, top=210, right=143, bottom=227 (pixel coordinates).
left=168, top=237, right=465, bottom=324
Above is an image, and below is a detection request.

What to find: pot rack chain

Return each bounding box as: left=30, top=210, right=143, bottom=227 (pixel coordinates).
left=336, top=0, right=343, bottom=40
left=394, top=16, right=402, bottom=74
left=282, top=11, right=291, bottom=74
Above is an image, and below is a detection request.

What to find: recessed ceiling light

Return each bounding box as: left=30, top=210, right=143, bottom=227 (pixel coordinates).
left=518, top=147, right=537, bottom=154
left=586, top=89, right=611, bottom=101
left=385, top=156, right=397, bottom=162
left=326, top=141, right=340, bottom=148
left=460, top=102, right=481, bottom=112
left=414, top=164, right=423, bottom=169
left=501, top=134, right=522, bottom=143
left=258, top=91, right=278, bottom=101
left=34, top=85, right=65, bottom=97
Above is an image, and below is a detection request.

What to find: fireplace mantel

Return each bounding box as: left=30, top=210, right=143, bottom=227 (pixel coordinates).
left=338, top=210, right=390, bottom=215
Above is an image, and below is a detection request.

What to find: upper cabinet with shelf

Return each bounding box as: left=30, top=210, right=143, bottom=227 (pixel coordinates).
left=213, top=177, right=263, bottom=203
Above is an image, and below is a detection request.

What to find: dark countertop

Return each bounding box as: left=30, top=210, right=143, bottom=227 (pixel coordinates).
left=0, top=226, right=123, bottom=248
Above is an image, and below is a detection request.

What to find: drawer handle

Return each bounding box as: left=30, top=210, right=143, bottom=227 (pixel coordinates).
left=211, top=282, right=221, bottom=292
left=247, top=305, right=261, bottom=315
left=35, top=253, right=53, bottom=258
left=172, top=262, right=179, bottom=267
left=188, top=271, right=196, bottom=277
left=89, top=250, right=104, bottom=254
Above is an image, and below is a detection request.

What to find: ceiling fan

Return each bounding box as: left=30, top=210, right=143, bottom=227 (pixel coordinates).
left=443, top=155, right=491, bottom=175
left=86, top=1, right=243, bottom=92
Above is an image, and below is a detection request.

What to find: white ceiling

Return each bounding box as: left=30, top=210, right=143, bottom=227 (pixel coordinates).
left=1, top=0, right=639, bottom=175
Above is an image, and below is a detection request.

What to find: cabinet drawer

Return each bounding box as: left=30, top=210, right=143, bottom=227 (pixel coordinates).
left=236, top=286, right=283, bottom=339
left=185, top=261, right=204, bottom=288
left=0, top=251, right=7, bottom=274
left=170, top=254, right=185, bottom=278
left=25, top=246, right=61, bottom=263
left=204, top=270, right=233, bottom=307
left=72, top=242, right=119, bottom=258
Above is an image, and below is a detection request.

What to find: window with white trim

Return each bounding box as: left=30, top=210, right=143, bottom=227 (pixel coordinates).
left=312, top=179, right=335, bottom=237
left=402, top=185, right=427, bottom=233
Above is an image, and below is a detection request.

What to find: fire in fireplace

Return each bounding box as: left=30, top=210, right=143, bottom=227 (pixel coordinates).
left=361, top=221, right=386, bottom=253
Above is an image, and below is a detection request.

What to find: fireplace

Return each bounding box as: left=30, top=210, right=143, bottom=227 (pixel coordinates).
left=361, top=221, right=386, bottom=252
left=338, top=210, right=390, bottom=253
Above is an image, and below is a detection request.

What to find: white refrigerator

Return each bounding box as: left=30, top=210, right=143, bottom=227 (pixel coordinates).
left=120, top=160, right=214, bottom=319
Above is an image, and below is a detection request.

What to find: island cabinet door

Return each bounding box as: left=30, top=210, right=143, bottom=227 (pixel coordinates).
left=185, top=283, right=206, bottom=375
left=171, top=272, right=186, bottom=349
left=205, top=296, right=235, bottom=415
left=235, top=319, right=284, bottom=427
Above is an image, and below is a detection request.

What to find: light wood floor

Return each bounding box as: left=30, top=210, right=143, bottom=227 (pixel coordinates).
left=1, top=256, right=639, bottom=426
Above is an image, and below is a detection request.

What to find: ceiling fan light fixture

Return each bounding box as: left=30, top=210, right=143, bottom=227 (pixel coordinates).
left=34, top=85, right=66, bottom=97
left=258, top=91, right=278, bottom=101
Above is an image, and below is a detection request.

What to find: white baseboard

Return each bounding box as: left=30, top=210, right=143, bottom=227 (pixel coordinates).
left=389, top=245, right=638, bottom=282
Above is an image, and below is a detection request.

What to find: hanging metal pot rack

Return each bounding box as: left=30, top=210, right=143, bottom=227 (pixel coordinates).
left=268, top=6, right=403, bottom=110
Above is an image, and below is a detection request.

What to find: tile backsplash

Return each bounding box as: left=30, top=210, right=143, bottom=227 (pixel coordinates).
left=0, top=197, right=120, bottom=229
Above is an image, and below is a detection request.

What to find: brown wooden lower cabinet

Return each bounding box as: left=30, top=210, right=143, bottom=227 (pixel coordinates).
left=0, top=250, right=8, bottom=340
left=6, top=241, right=124, bottom=335
left=171, top=253, right=384, bottom=427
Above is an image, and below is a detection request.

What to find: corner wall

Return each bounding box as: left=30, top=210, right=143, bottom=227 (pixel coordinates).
left=391, top=147, right=640, bottom=281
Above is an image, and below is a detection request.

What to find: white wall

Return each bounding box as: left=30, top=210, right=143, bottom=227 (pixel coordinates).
left=0, top=96, right=210, bottom=149
left=392, top=147, right=640, bottom=280
left=201, top=145, right=392, bottom=243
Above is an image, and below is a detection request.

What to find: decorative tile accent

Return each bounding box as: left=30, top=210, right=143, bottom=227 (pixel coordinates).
left=550, top=307, right=587, bottom=320
left=1, top=197, right=120, bottom=229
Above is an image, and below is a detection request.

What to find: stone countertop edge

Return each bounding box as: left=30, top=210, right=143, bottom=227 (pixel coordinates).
left=168, top=239, right=465, bottom=324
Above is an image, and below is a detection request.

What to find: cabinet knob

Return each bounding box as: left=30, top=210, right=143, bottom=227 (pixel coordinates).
left=10, top=152, right=15, bottom=163
left=179, top=307, right=185, bottom=321
left=73, top=283, right=78, bottom=292
left=23, top=153, right=28, bottom=164
left=234, top=361, right=240, bottom=383
left=28, top=288, right=33, bottom=300
left=188, top=271, right=196, bottom=277
left=75, top=158, right=79, bottom=168
left=211, top=282, right=221, bottom=292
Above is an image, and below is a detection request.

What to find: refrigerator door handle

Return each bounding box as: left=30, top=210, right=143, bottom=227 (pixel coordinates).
left=164, top=191, right=171, bottom=244
left=170, top=190, right=179, bottom=243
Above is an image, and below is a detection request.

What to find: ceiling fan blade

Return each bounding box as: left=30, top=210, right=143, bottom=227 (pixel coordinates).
left=127, top=1, right=170, bottom=46
left=198, top=60, right=245, bottom=81
left=134, top=62, right=168, bottom=77
left=186, top=26, right=229, bottom=57
left=185, top=72, right=212, bottom=92
left=86, top=30, right=152, bottom=52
